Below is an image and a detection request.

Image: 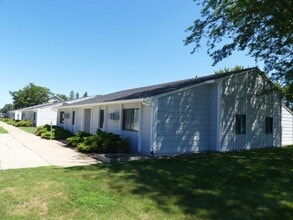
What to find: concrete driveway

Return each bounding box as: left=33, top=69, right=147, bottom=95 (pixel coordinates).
left=0, top=121, right=98, bottom=170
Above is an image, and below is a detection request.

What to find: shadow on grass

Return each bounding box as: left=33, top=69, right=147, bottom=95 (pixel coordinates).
left=68, top=146, right=293, bottom=219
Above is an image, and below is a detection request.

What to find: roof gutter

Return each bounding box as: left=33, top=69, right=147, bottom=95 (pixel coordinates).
left=56, top=98, right=145, bottom=110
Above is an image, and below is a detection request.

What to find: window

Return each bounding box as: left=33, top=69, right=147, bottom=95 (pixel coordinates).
left=72, top=111, right=75, bottom=125
left=123, top=108, right=139, bottom=131
left=235, top=114, right=246, bottom=134
left=60, top=111, right=65, bottom=124
left=265, top=117, right=273, bottom=134
left=33, top=112, right=36, bottom=121
left=99, top=110, right=104, bottom=128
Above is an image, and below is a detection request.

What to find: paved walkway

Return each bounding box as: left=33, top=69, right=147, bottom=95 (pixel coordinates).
left=0, top=121, right=98, bottom=170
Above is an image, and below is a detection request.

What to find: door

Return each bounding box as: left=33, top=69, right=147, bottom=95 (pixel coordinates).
left=84, top=109, right=91, bottom=133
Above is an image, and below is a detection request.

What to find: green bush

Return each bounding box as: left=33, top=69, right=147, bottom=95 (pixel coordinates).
left=66, top=131, right=92, bottom=147
left=75, top=129, right=130, bottom=154
left=36, top=125, right=49, bottom=136
left=1, top=118, right=33, bottom=127
left=36, top=125, right=73, bottom=140
left=41, top=131, right=52, bottom=139
left=14, top=120, right=33, bottom=127
left=1, top=118, right=12, bottom=123
left=1, top=118, right=14, bottom=125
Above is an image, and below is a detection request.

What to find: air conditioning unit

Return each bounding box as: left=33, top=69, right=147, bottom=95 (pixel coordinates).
left=109, top=112, right=119, bottom=120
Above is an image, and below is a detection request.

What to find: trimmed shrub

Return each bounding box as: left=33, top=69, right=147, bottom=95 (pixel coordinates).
left=1, top=118, right=33, bottom=127
left=53, top=126, right=73, bottom=140
left=76, top=129, right=130, bottom=154
left=1, top=118, right=15, bottom=125
left=36, top=125, right=73, bottom=140
left=1, top=118, right=13, bottom=123
left=67, top=131, right=92, bottom=147
left=14, top=120, right=33, bottom=127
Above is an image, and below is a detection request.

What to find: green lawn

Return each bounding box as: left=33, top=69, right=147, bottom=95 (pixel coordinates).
left=19, top=127, right=37, bottom=134
left=0, top=146, right=292, bottom=219
left=0, top=126, right=8, bottom=133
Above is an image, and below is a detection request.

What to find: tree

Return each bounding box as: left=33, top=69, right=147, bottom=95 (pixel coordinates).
left=75, top=92, right=80, bottom=99
left=0, top=104, right=13, bottom=114
left=214, top=65, right=244, bottom=74
left=9, top=83, right=50, bottom=109
left=184, top=0, right=293, bottom=108
left=69, top=91, right=75, bottom=100
left=57, top=94, right=68, bottom=101
left=83, top=92, right=88, bottom=97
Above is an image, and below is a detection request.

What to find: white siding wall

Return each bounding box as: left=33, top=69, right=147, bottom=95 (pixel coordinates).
left=282, top=106, right=293, bottom=146
left=37, top=107, right=58, bottom=127
left=155, top=84, right=217, bottom=155
left=220, top=72, right=281, bottom=151
left=209, top=84, right=219, bottom=151
left=106, top=104, right=121, bottom=135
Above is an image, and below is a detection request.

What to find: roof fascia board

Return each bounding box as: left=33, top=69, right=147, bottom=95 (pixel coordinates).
left=153, top=79, right=217, bottom=99
left=57, top=98, right=144, bottom=109
left=282, top=104, right=293, bottom=115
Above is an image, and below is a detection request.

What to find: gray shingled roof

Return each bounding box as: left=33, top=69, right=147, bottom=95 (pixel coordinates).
left=60, top=67, right=258, bottom=108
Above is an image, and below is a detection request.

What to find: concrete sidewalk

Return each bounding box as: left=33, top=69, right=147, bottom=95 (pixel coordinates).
left=0, top=121, right=98, bottom=170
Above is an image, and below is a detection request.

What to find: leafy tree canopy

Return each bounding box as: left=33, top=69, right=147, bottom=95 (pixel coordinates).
left=214, top=65, right=244, bottom=74
left=185, top=0, right=293, bottom=107
left=83, top=92, right=88, bottom=97
left=0, top=104, right=13, bottom=114
left=57, top=94, right=68, bottom=101
left=9, top=83, right=50, bottom=109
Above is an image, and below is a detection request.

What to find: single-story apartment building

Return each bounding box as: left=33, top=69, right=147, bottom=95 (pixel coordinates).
left=21, top=102, right=64, bottom=127
left=282, top=105, right=293, bottom=146
left=56, top=67, right=283, bottom=155
left=10, top=96, right=93, bottom=127
left=9, top=95, right=63, bottom=122
left=9, top=109, right=22, bottom=120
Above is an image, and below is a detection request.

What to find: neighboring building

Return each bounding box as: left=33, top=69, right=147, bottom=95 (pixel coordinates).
left=21, top=102, right=64, bottom=127
left=56, top=68, right=282, bottom=155
left=282, top=105, right=293, bottom=146
left=8, top=110, right=22, bottom=120
left=9, top=96, right=93, bottom=127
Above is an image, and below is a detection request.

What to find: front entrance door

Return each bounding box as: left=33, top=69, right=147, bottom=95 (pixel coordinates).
left=84, top=109, right=91, bottom=133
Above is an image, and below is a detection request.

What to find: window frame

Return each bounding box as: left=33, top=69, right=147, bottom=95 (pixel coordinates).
left=122, top=108, right=139, bottom=132
left=235, top=114, right=246, bottom=134
left=99, top=109, right=104, bottom=129
left=59, top=111, right=65, bottom=124
left=72, top=111, right=75, bottom=125
left=265, top=117, right=273, bottom=134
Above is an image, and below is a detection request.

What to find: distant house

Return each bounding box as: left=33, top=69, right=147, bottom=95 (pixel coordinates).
left=21, top=102, right=63, bottom=127
left=282, top=105, right=293, bottom=146
left=56, top=67, right=282, bottom=155
left=9, top=95, right=93, bottom=127
left=9, top=110, right=22, bottom=120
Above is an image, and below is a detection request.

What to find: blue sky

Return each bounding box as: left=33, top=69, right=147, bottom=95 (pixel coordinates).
left=0, top=0, right=261, bottom=108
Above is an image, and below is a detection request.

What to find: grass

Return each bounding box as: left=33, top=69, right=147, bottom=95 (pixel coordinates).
left=0, top=126, right=8, bottom=133
left=19, top=127, right=37, bottom=134
left=0, top=146, right=292, bottom=219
